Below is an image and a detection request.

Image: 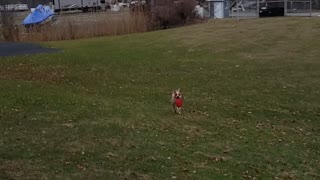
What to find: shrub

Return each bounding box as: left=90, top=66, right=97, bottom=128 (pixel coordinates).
left=149, top=0, right=197, bottom=29
left=176, top=0, right=198, bottom=22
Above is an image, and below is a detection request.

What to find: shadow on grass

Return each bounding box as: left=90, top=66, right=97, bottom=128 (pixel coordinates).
left=0, top=42, right=60, bottom=57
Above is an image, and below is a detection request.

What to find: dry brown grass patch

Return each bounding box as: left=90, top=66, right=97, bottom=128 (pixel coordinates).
left=18, top=11, right=149, bottom=42
left=0, top=64, right=66, bottom=84
left=0, top=160, right=47, bottom=180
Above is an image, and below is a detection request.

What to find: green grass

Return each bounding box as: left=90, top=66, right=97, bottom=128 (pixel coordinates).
left=1, top=17, right=320, bottom=179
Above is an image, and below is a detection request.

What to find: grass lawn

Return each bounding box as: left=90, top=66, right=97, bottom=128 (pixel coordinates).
left=0, top=17, right=320, bottom=179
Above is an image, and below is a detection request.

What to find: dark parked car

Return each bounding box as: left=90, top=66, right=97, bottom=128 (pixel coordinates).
left=259, top=1, right=284, bottom=17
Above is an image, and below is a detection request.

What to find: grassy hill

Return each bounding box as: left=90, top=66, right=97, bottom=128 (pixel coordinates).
left=0, top=17, right=320, bottom=179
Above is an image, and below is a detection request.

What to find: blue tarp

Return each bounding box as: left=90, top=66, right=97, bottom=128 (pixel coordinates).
left=22, top=5, right=54, bottom=25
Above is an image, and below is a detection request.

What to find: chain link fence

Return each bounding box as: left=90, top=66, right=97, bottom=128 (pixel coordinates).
left=286, top=0, right=313, bottom=16
left=210, top=0, right=319, bottom=19
left=230, top=0, right=259, bottom=18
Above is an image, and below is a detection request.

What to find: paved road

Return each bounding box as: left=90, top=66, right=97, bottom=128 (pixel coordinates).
left=0, top=42, right=59, bottom=57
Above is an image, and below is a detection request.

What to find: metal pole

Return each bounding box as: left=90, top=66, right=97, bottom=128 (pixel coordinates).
left=231, top=3, right=233, bottom=17
left=310, top=0, right=312, bottom=16
left=257, top=0, right=260, bottom=17
left=284, top=0, right=287, bottom=16
left=237, top=0, right=239, bottom=20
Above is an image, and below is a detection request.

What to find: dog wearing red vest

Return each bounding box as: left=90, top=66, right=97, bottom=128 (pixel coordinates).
left=171, top=89, right=183, bottom=114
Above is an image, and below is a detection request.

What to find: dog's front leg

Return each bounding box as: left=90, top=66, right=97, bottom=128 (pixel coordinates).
left=177, top=107, right=181, bottom=114
left=172, top=104, right=177, bottom=113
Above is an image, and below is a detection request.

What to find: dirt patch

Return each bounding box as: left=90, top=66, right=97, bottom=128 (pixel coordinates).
left=0, top=63, right=67, bottom=84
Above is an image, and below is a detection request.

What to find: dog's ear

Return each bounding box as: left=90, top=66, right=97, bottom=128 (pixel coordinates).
left=178, top=88, right=180, bottom=92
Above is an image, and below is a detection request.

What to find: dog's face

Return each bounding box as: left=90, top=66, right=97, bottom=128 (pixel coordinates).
left=173, top=89, right=182, bottom=99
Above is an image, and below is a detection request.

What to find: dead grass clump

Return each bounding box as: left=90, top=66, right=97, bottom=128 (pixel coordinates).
left=0, top=160, right=47, bottom=180
left=0, top=10, right=20, bottom=41
left=0, top=64, right=66, bottom=84
left=2, top=2, right=200, bottom=42
left=19, top=12, right=148, bottom=42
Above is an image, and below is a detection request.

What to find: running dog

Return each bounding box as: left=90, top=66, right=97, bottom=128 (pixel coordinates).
left=171, top=89, right=183, bottom=114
